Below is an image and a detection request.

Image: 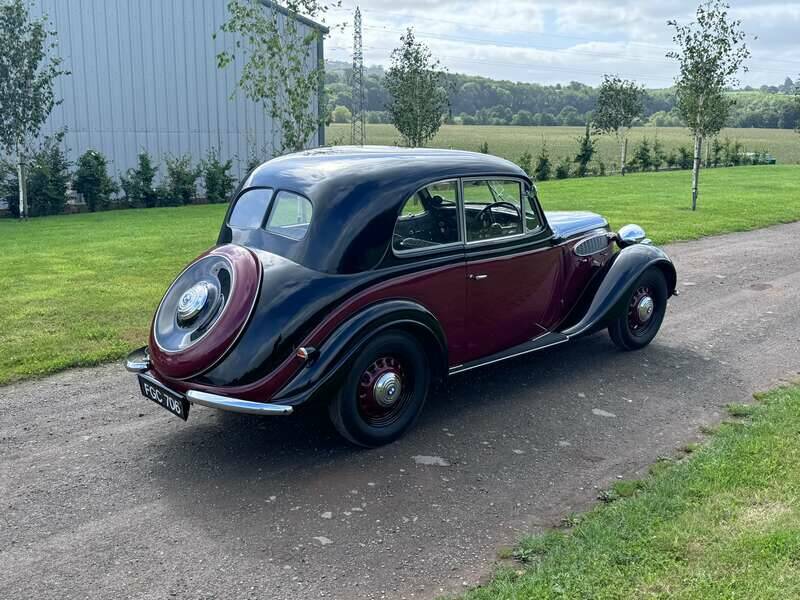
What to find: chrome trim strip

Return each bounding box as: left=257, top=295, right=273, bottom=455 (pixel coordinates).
left=448, top=336, right=570, bottom=375
left=186, top=390, right=294, bottom=416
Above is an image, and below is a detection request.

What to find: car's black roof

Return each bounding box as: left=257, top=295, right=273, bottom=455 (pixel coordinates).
left=220, top=146, right=530, bottom=274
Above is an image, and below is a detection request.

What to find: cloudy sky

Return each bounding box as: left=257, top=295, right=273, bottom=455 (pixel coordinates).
left=323, top=1, right=800, bottom=88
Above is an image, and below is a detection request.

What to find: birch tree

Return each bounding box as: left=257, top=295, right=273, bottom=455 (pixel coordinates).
left=667, top=1, right=749, bottom=210
left=592, top=75, right=644, bottom=176
left=0, top=0, right=66, bottom=219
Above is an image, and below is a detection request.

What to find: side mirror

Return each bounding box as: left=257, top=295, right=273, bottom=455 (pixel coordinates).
left=616, top=224, right=648, bottom=248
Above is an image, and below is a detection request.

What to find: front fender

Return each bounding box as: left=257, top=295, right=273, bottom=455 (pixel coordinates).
left=561, top=244, right=676, bottom=338
left=273, top=299, right=447, bottom=405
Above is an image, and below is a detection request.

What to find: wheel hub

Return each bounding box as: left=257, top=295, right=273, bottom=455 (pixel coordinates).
left=636, top=295, right=655, bottom=323
left=373, top=372, right=402, bottom=407
left=357, top=356, right=409, bottom=424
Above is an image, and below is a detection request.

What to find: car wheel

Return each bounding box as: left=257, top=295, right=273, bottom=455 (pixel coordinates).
left=608, top=268, right=668, bottom=351
left=328, top=330, right=430, bottom=447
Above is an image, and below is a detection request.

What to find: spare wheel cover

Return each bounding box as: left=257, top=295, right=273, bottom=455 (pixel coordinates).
left=149, top=244, right=261, bottom=379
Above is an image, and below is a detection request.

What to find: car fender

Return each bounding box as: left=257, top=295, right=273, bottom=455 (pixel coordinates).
left=560, top=244, right=677, bottom=339
left=272, top=299, right=447, bottom=405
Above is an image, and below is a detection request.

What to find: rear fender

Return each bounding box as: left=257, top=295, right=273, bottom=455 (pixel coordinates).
left=560, top=244, right=676, bottom=339
left=273, top=299, right=447, bottom=405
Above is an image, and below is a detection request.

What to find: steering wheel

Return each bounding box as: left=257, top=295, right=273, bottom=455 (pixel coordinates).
left=477, top=201, right=520, bottom=228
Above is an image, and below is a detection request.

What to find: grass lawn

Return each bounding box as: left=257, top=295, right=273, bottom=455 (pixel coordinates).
left=327, top=124, right=800, bottom=167
left=0, top=165, right=799, bottom=385
left=455, top=385, right=800, bottom=599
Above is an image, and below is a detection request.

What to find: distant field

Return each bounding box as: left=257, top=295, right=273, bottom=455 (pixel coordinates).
left=1, top=165, right=799, bottom=385
left=327, top=124, right=800, bottom=167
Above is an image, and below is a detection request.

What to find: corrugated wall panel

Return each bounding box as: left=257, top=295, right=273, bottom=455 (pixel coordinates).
left=28, top=0, right=322, bottom=185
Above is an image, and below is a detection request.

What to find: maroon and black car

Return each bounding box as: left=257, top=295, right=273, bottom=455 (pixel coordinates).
left=126, top=146, right=677, bottom=446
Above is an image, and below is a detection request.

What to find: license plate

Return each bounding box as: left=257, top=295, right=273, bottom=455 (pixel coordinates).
left=138, top=374, right=190, bottom=421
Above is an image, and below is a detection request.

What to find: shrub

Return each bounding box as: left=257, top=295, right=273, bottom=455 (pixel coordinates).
left=630, top=137, right=653, bottom=172
left=27, top=134, right=71, bottom=216
left=74, top=150, right=118, bottom=212
left=710, top=137, right=723, bottom=167
left=533, top=143, right=551, bottom=181
left=478, top=141, right=489, bottom=154
left=555, top=157, right=571, bottom=179
left=573, top=123, right=596, bottom=178
left=120, top=152, right=159, bottom=208
left=652, top=137, right=666, bottom=171
left=517, top=150, right=533, bottom=177
left=202, top=149, right=235, bottom=203
left=164, top=154, right=200, bottom=205
left=676, top=145, right=693, bottom=169
left=665, top=151, right=678, bottom=170
left=0, top=159, right=18, bottom=217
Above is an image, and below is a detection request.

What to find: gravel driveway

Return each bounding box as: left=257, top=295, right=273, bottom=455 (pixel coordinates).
left=2, top=223, right=799, bottom=600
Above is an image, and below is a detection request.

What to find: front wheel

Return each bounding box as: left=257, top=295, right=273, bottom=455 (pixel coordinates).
left=328, top=331, right=430, bottom=447
left=608, top=268, right=668, bottom=351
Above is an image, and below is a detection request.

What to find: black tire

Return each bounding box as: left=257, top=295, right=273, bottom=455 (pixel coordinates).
left=608, top=268, right=668, bottom=351
left=328, top=330, right=430, bottom=447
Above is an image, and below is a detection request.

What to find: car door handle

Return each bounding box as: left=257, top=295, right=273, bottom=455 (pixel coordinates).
left=469, top=274, right=488, bottom=280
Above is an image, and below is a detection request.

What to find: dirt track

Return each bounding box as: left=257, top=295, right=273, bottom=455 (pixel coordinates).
left=2, top=223, right=799, bottom=599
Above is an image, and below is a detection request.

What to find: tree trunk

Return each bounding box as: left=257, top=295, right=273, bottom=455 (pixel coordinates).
left=691, top=135, right=702, bottom=211
left=620, top=137, right=628, bottom=176
left=15, top=141, right=27, bottom=219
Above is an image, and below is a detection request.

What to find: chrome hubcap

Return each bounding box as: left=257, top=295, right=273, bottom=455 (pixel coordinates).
left=177, top=281, right=211, bottom=324
left=637, top=295, right=655, bottom=323
left=373, top=372, right=402, bottom=407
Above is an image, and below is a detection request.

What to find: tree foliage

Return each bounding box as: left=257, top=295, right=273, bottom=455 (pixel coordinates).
left=384, top=28, right=449, bottom=147
left=593, top=75, right=644, bottom=175
left=533, top=143, right=551, bottom=182
left=164, top=154, right=200, bottom=205
left=217, top=0, right=333, bottom=154
left=27, top=132, right=70, bottom=216
left=574, top=123, right=597, bottom=177
left=74, top=150, right=118, bottom=212
left=202, top=149, right=235, bottom=203
left=120, top=152, right=159, bottom=208
left=0, top=0, right=67, bottom=217
left=667, top=0, right=750, bottom=210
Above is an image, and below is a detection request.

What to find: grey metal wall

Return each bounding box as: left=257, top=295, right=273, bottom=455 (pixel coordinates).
left=31, top=0, right=323, bottom=182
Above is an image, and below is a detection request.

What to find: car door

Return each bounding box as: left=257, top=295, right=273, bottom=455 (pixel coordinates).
left=461, top=178, right=562, bottom=363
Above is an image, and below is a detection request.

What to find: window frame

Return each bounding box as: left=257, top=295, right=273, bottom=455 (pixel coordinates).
left=460, top=176, right=543, bottom=247
left=227, top=186, right=275, bottom=230
left=391, top=178, right=465, bottom=257
left=263, top=189, right=314, bottom=241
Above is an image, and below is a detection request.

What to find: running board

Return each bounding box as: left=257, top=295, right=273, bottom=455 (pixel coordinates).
left=448, top=332, right=569, bottom=375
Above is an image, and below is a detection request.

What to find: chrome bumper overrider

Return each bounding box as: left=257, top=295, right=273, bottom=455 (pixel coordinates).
left=125, top=346, right=293, bottom=416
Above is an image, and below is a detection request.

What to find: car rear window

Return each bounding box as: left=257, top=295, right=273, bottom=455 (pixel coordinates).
left=228, top=188, right=272, bottom=229
left=265, top=191, right=313, bottom=240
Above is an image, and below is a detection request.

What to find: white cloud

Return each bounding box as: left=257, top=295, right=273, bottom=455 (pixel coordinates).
left=323, top=1, right=800, bottom=87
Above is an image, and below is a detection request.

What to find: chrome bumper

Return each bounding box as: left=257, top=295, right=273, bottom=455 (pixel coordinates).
left=185, top=390, right=293, bottom=416
left=125, top=347, right=293, bottom=416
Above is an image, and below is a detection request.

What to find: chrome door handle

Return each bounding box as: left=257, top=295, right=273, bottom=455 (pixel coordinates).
left=469, top=274, right=488, bottom=280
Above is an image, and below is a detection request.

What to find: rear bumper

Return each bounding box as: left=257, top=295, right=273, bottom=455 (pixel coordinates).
left=125, top=347, right=293, bottom=416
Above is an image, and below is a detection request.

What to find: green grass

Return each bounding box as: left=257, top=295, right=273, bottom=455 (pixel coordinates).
left=328, top=124, right=800, bottom=166
left=454, top=385, right=800, bottom=600
left=0, top=165, right=799, bottom=385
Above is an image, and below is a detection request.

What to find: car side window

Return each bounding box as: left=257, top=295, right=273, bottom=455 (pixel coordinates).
left=228, top=188, right=273, bottom=229
left=463, top=179, right=523, bottom=242
left=393, top=181, right=460, bottom=253
left=265, top=191, right=313, bottom=240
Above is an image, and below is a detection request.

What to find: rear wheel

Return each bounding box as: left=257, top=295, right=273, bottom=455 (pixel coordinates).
left=608, top=268, right=668, bottom=351
left=328, top=331, right=430, bottom=447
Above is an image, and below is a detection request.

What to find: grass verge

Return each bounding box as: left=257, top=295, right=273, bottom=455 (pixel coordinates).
left=455, top=385, right=800, bottom=599
left=0, top=165, right=798, bottom=385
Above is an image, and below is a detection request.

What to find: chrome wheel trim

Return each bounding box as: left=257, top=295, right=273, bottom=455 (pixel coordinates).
left=177, top=281, right=211, bottom=324
left=636, top=295, right=655, bottom=323
left=373, top=372, right=402, bottom=408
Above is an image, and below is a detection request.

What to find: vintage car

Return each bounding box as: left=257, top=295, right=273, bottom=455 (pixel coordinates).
left=126, top=146, right=677, bottom=447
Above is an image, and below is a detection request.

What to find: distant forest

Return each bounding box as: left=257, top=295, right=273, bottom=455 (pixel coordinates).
left=325, top=61, right=800, bottom=129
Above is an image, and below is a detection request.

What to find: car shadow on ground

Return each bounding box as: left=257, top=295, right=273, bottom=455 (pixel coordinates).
left=147, top=332, right=715, bottom=486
